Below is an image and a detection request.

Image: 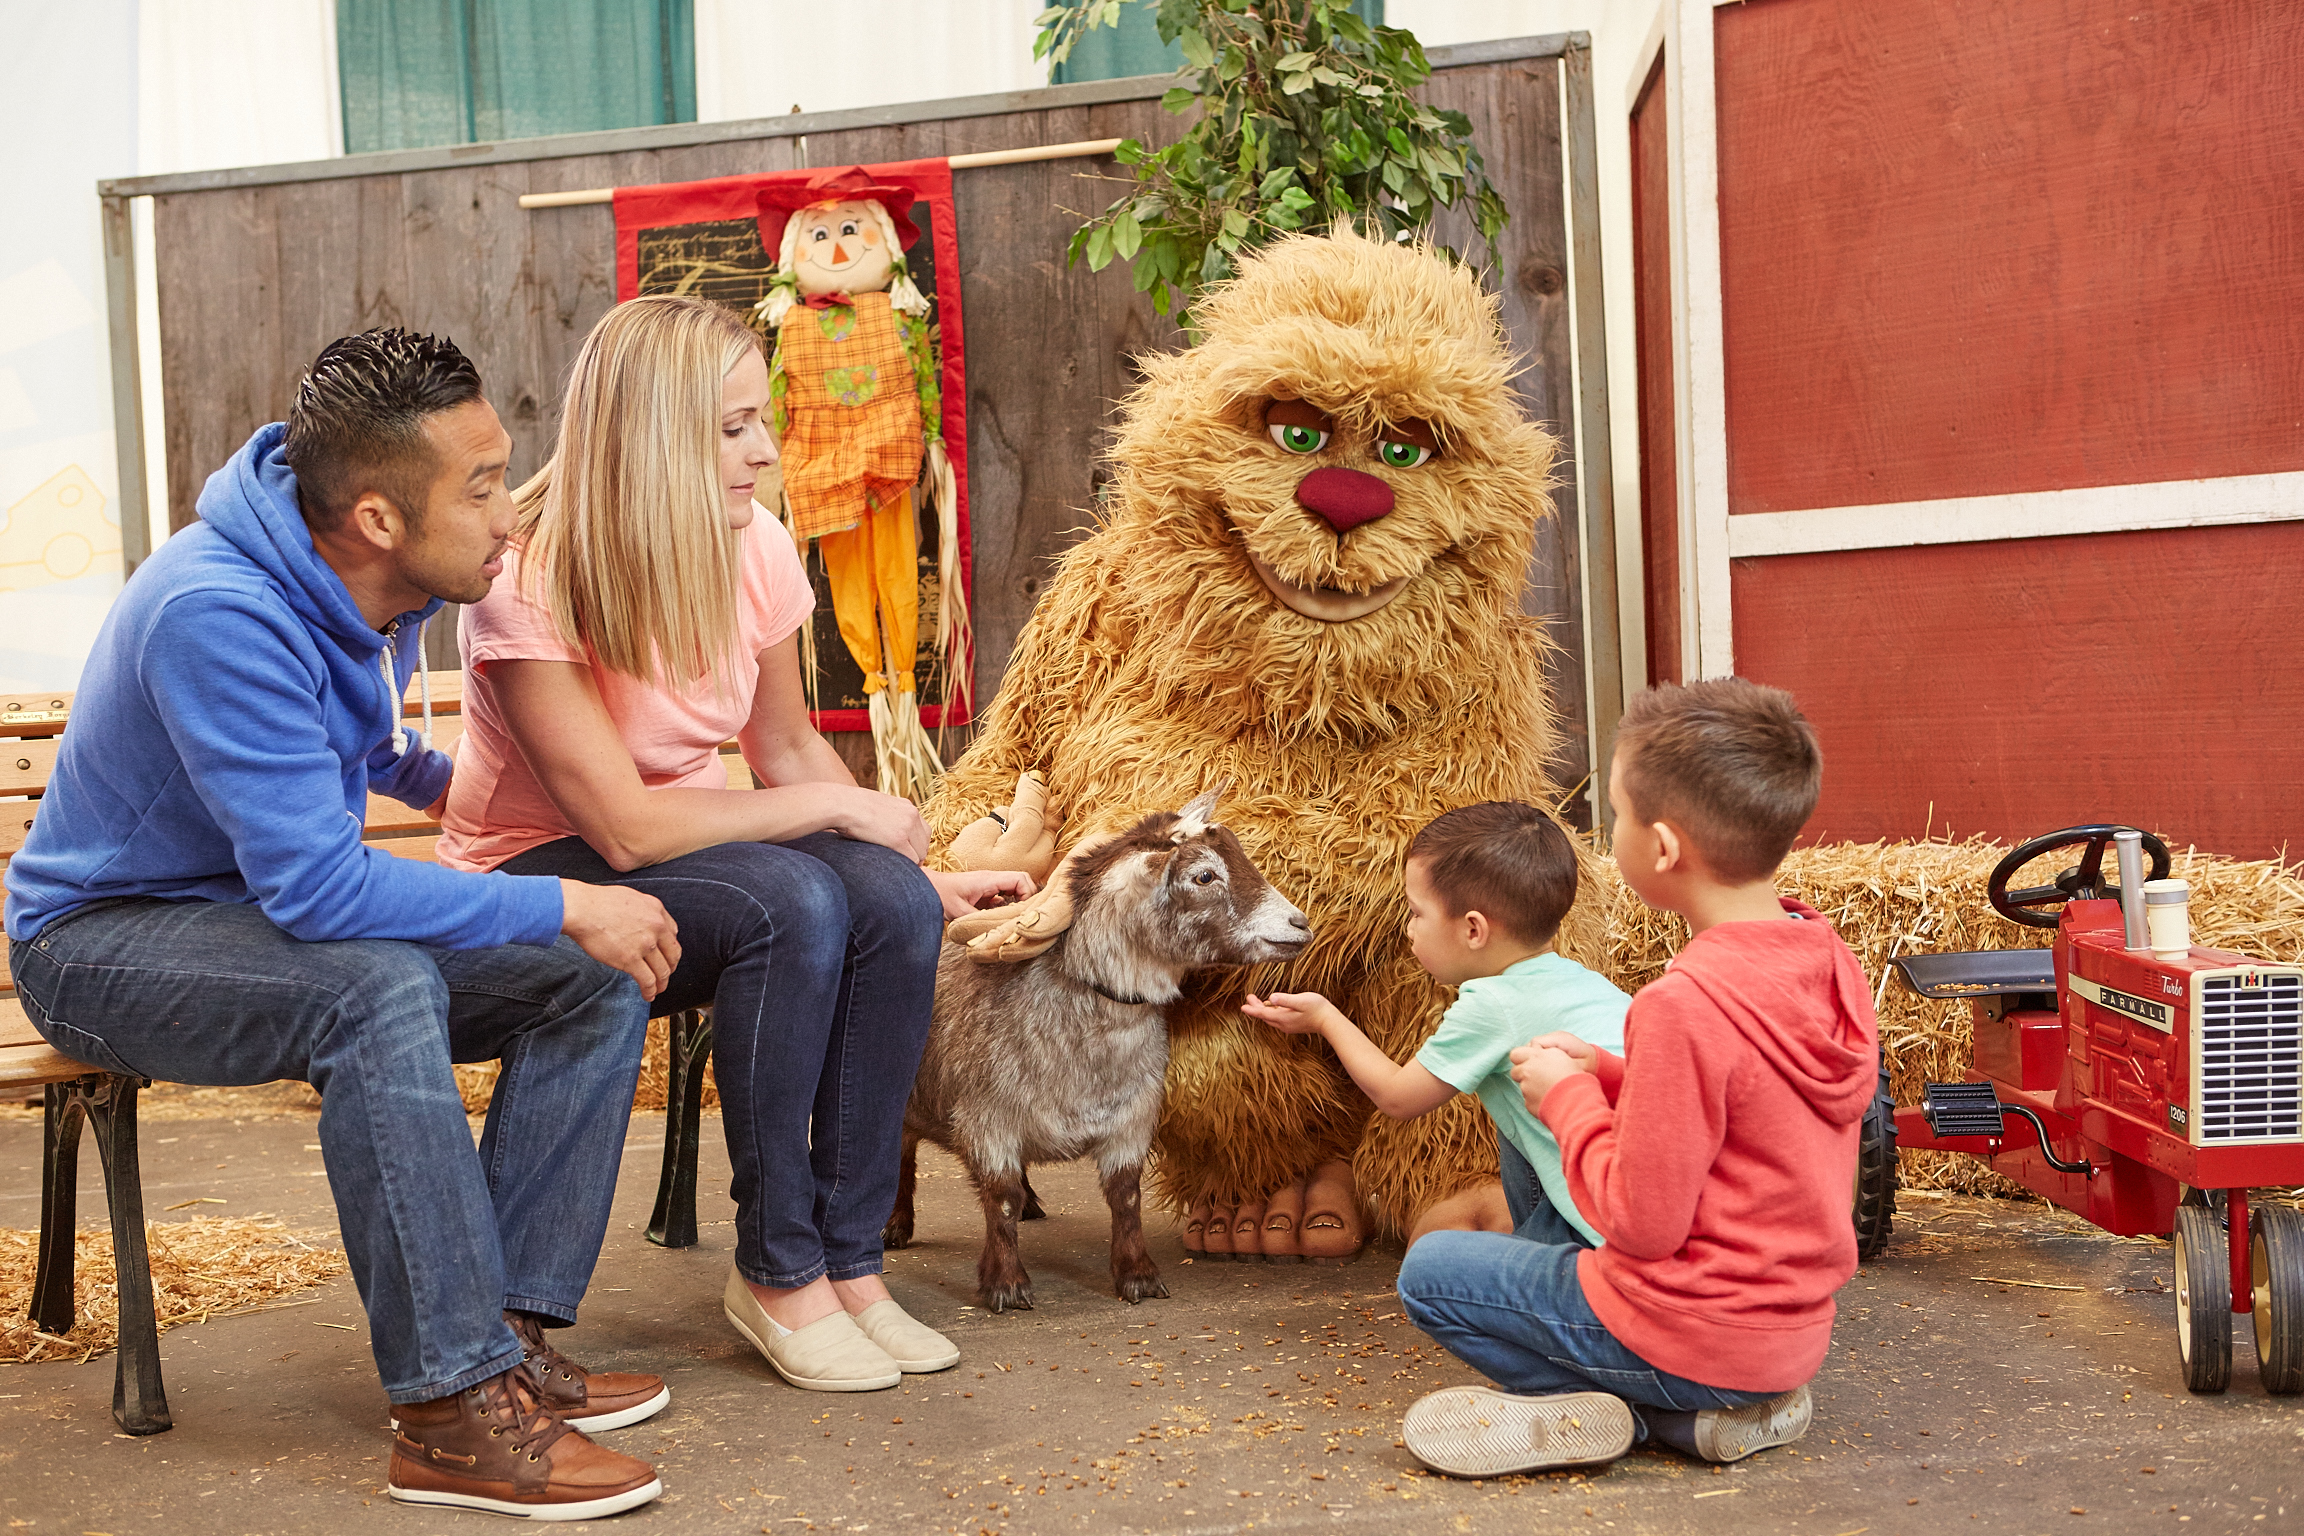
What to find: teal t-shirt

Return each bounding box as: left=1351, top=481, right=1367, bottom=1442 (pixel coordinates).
left=1412, top=952, right=1630, bottom=1246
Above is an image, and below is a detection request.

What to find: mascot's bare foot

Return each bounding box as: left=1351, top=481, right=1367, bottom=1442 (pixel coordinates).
left=1183, top=1200, right=1213, bottom=1254
left=1406, top=1180, right=1515, bottom=1247
left=1261, top=1181, right=1306, bottom=1262
left=1300, top=1160, right=1367, bottom=1262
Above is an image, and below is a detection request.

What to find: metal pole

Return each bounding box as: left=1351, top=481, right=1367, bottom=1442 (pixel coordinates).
left=100, top=194, right=152, bottom=579
left=1563, top=35, right=1621, bottom=832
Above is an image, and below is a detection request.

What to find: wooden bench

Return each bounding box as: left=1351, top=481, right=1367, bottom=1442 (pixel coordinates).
left=3, top=672, right=735, bottom=1434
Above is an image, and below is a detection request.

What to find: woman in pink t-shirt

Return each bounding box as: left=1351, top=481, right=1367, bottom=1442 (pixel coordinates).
left=440, top=296, right=1028, bottom=1395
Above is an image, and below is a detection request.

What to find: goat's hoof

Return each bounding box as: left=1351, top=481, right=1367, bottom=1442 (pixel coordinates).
left=1115, top=1271, right=1169, bottom=1304
left=882, top=1219, right=914, bottom=1250
left=982, top=1281, right=1035, bottom=1314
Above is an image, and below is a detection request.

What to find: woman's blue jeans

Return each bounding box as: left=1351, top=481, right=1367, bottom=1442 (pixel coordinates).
left=503, top=832, right=942, bottom=1290
left=10, top=898, right=649, bottom=1404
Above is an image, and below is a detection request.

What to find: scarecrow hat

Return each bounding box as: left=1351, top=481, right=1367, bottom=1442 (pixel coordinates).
left=756, top=166, right=922, bottom=263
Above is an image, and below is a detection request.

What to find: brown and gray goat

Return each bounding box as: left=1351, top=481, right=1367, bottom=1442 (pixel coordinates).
left=887, top=790, right=1311, bottom=1312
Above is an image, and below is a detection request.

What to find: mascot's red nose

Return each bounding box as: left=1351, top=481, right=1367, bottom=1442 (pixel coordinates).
left=1294, top=467, right=1395, bottom=532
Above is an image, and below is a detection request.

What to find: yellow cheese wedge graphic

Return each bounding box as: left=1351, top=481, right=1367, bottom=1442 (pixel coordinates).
left=0, top=464, right=116, bottom=592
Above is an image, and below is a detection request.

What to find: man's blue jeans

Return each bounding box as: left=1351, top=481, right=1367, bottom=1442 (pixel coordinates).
left=1398, top=1230, right=1777, bottom=1437
left=502, top=832, right=942, bottom=1290
left=10, top=898, right=648, bottom=1404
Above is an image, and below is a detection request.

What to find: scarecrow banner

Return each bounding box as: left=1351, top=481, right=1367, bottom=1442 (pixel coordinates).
left=613, top=160, right=972, bottom=789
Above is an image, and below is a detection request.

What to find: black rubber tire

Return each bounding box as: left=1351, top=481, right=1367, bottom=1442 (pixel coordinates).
left=2252, top=1204, right=2304, bottom=1395
left=2174, top=1202, right=2233, bottom=1394
left=1851, top=1059, right=1899, bottom=1260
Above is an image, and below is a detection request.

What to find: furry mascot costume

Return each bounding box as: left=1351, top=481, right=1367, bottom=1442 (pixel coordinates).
left=929, top=225, right=1601, bottom=1253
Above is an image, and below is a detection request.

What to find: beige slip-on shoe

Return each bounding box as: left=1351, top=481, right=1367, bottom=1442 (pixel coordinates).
left=852, top=1299, right=960, bottom=1372
left=1402, top=1386, right=1635, bottom=1478
left=723, top=1268, right=900, bottom=1392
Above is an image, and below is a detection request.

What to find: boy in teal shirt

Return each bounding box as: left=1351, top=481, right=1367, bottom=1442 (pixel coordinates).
left=1245, top=802, right=1629, bottom=1246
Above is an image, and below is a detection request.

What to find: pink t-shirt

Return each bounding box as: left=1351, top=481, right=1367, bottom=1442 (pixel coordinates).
left=436, top=514, right=816, bottom=872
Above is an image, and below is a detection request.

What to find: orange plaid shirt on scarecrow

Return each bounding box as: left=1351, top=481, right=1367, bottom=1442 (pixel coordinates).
left=774, top=292, right=926, bottom=541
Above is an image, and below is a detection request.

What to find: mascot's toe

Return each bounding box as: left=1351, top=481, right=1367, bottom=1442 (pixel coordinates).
left=1182, top=1200, right=1214, bottom=1254
left=1300, top=1161, right=1367, bottom=1262
left=1230, top=1201, right=1268, bottom=1263
left=1261, top=1180, right=1307, bottom=1262
left=1202, top=1203, right=1238, bottom=1258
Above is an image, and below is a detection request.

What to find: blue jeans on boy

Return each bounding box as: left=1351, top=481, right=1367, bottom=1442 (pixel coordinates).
left=1499, top=1132, right=1592, bottom=1248
left=10, top=897, right=648, bottom=1405
left=502, top=832, right=942, bottom=1291
left=1400, top=1142, right=1778, bottom=1438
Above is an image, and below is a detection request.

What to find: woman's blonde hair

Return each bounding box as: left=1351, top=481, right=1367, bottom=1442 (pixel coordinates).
left=513, top=294, right=763, bottom=688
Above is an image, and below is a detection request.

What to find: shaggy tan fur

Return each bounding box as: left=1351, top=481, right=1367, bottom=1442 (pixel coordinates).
left=925, top=227, right=1599, bottom=1239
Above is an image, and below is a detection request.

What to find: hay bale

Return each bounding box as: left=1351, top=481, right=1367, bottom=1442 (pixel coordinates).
left=0, top=1216, right=345, bottom=1365
left=1588, top=836, right=2304, bottom=1193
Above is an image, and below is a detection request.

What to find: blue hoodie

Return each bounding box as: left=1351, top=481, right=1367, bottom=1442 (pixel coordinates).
left=4, top=424, right=563, bottom=947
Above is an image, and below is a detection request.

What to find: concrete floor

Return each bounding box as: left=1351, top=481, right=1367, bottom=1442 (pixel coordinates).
left=2, top=1102, right=2300, bottom=1535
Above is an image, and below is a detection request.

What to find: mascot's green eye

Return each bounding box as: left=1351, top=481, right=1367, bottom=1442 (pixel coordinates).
left=1269, top=423, right=1331, bottom=455
left=1377, top=440, right=1433, bottom=468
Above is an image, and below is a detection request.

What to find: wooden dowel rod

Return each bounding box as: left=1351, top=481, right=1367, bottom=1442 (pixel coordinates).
left=519, top=187, right=616, bottom=208
left=947, top=136, right=1123, bottom=169
left=516, top=137, right=1123, bottom=210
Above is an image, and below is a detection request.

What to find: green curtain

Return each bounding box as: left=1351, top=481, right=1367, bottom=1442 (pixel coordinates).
left=1051, top=1, right=1384, bottom=85
left=339, top=0, right=696, bottom=154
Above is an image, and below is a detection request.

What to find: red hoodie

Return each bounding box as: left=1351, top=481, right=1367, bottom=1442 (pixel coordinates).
left=1536, top=899, right=1879, bottom=1392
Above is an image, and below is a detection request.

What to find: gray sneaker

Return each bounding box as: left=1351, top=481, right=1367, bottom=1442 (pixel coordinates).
left=1402, top=1387, right=1636, bottom=1477
left=1688, top=1385, right=1813, bottom=1462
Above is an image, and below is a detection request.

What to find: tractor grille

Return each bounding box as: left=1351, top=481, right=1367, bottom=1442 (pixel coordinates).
left=2196, top=972, right=2304, bottom=1142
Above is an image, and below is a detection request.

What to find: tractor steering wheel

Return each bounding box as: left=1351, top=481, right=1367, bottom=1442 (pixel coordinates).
left=1988, top=824, right=2172, bottom=928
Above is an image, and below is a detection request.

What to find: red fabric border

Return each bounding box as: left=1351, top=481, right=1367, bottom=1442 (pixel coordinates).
left=613, top=158, right=972, bottom=732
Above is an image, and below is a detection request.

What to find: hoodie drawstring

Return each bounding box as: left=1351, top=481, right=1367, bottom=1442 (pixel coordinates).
left=384, top=615, right=435, bottom=757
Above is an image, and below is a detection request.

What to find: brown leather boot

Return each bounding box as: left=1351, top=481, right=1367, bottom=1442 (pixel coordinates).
left=506, top=1311, right=671, bottom=1432
left=389, top=1365, right=662, bottom=1520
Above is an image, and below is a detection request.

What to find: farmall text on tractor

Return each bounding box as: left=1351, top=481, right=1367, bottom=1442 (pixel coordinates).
left=1862, top=824, right=2304, bottom=1394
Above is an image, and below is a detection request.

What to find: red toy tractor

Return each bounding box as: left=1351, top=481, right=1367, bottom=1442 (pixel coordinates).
left=1881, top=824, right=2304, bottom=1393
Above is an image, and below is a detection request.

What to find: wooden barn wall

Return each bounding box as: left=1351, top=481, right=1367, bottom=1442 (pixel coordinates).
left=1732, top=523, right=2304, bottom=860
left=149, top=59, right=1589, bottom=807
left=1711, top=0, right=2304, bottom=861
left=1714, top=0, right=2304, bottom=514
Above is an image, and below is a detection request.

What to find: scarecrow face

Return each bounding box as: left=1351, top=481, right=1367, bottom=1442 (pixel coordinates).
left=791, top=198, right=896, bottom=297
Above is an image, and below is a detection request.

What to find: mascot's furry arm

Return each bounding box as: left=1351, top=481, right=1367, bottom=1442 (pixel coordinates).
left=924, top=530, right=1129, bottom=864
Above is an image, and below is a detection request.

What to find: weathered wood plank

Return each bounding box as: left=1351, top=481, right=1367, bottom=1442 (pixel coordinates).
left=1424, top=58, right=1590, bottom=819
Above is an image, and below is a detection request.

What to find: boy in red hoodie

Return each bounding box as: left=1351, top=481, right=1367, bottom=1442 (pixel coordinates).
left=1396, top=678, right=1879, bottom=1478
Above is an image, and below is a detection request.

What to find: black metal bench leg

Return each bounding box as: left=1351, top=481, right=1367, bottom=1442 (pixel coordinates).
left=647, top=1009, right=716, bottom=1249
left=31, top=1080, right=90, bottom=1334
left=85, top=1074, right=172, bottom=1435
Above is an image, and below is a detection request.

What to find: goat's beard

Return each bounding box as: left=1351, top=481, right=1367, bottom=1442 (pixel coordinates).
left=1091, top=485, right=1543, bottom=746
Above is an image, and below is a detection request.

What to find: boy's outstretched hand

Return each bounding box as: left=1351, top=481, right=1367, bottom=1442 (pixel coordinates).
left=1242, top=991, right=1347, bottom=1036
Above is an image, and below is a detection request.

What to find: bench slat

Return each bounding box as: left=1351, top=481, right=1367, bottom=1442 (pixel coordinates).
left=1, top=738, right=58, bottom=795
left=3, top=993, right=51, bottom=1049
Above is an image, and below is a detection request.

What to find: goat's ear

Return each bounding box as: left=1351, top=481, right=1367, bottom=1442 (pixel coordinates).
left=1176, top=782, right=1227, bottom=828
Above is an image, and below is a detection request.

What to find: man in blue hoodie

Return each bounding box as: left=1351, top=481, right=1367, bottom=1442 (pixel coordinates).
left=6, top=330, right=680, bottom=1520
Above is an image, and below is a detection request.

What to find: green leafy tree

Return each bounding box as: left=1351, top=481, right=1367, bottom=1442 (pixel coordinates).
left=1035, top=0, right=1509, bottom=320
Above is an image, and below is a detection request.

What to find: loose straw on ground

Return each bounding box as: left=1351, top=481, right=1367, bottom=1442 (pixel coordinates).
left=0, top=1217, right=345, bottom=1365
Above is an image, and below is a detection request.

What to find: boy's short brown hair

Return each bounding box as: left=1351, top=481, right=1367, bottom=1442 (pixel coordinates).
left=1613, top=678, right=1821, bottom=883
left=1407, top=801, right=1579, bottom=946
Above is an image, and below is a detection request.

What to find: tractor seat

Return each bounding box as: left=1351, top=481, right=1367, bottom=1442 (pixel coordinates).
left=1891, top=949, right=2056, bottom=1000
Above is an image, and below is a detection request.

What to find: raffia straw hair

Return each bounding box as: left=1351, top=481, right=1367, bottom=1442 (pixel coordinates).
left=513, top=294, right=759, bottom=690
